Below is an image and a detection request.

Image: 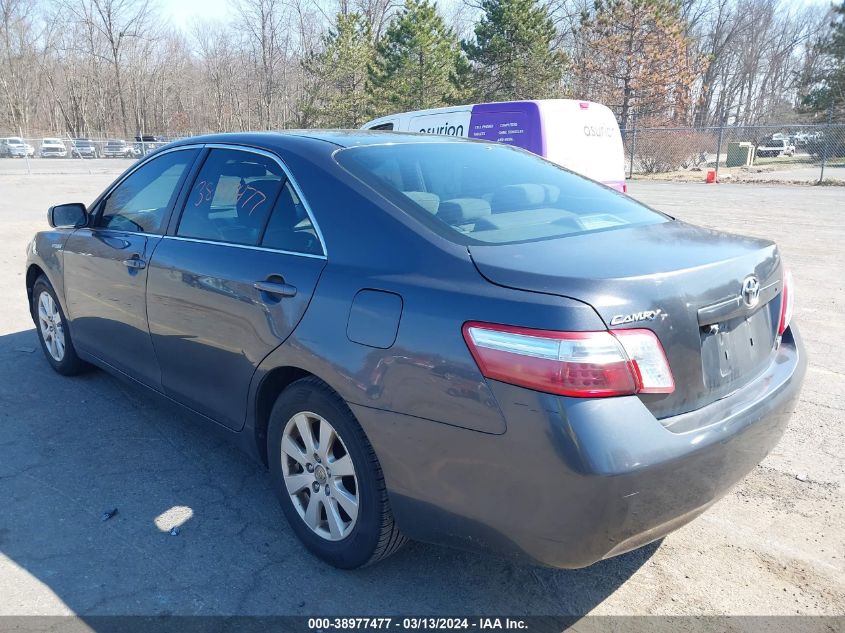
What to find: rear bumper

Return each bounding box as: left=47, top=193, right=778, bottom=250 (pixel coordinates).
left=353, top=326, right=806, bottom=568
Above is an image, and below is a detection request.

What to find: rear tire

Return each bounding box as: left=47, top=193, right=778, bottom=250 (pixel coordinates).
left=32, top=276, right=87, bottom=376
left=268, top=377, right=406, bottom=568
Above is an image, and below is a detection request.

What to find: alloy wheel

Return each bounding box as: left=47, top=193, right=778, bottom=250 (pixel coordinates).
left=37, top=291, right=65, bottom=362
left=281, top=411, right=359, bottom=541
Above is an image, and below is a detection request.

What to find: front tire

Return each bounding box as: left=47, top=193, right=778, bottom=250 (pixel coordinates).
left=268, top=377, right=406, bottom=568
left=32, top=277, right=87, bottom=376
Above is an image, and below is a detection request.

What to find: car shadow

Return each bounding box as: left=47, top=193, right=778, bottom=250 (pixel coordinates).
left=0, top=328, right=658, bottom=620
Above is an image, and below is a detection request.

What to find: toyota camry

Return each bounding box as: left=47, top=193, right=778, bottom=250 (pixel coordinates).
left=25, top=131, right=806, bottom=569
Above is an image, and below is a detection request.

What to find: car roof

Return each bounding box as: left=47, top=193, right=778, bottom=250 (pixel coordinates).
left=168, top=130, right=473, bottom=153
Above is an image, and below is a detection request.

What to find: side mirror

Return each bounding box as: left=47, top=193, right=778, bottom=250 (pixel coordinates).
left=48, top=203, right=88, bottom=229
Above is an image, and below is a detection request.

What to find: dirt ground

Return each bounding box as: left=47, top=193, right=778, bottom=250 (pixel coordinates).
left=0, top=161, right=842, bottom=618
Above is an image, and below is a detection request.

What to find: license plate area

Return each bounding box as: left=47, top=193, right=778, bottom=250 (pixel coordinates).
left=700, top=306, right=776, bottom=392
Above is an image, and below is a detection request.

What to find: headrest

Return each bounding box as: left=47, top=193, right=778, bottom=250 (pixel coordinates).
left=402, top=191, right=440, bottom=215
left=541, top=184, right=560, bottom=204
left=437, top=198, right=492, bottom=225
left=237, top=179, right=279, bottom=218
left=491, top=184, right=546, bottom=213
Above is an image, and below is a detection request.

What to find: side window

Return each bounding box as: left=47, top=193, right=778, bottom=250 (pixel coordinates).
left=178, top=148, right=283, bottom=246
left=370, top=122, right=394, bottom=131
left=99, top=149, right=198, bottom=234
left=261, top=181, right=323, bottom=256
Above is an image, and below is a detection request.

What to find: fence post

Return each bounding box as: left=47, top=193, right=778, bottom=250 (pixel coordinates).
left=819, top=103, right=833, bottom=185
left=714, top=114, right=725, bottom=179
left=628, top=112, right=636, bottom=179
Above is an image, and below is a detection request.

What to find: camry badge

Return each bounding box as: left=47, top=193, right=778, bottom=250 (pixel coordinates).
left=610, top=309, right=664, bottom=326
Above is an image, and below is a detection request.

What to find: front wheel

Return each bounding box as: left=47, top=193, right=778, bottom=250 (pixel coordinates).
left=268, top=377, right=406, bottom=568
left=32, top=277, right=87, bottom=375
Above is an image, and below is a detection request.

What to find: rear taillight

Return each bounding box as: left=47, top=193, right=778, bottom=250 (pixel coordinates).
left=462, top=322, right=674, bottom=397
left=612, top=329, right=675, bottom=393
left=778, top=269, right=794, bottom=335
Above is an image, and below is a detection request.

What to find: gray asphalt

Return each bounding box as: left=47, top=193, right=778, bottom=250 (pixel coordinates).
left=0, top=171, right=842, bottom=617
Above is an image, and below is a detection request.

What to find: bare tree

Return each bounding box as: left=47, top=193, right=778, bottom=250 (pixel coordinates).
left=0, top=0, right=39, bottom=132
left=193, top=20, right=239, bottom=132
left=236, top=0, right=288, bottom=129
left=0, top=0, right=834, bottom=138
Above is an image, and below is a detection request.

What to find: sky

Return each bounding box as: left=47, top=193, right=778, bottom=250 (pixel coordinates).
left=158, top=0, right=834, bottom=32
left=159, top=0, right=234, bottom=30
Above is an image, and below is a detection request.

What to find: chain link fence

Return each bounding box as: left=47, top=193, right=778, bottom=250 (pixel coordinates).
left=0, top=135, right=179, bottom=160
left=623, top=123, right=845, bottom=184
left=3, top=125, right=845, bottom=184
left=0, top=134, right=187, bottom=175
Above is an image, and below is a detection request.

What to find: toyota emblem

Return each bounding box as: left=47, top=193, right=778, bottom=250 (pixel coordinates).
left=741, top=275, right=761, bottom=308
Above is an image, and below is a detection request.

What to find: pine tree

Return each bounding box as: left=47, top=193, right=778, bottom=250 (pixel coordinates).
left=578, top=0, right=698, bottom=130
left=462, top=0, right=565, bottom=101
left=301, top=13, right=376, bottom=128
left=800, top=2, right=845, bottom=117
left=369, top=0, right=468, bottom=113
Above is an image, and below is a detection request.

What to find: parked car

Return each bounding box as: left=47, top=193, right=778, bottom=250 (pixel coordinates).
left=807, top=132, right=845, bottom=158
left=134, top=135, right=165, bottom=157
left=792, top=132, right=815, bottom=147
left=71, top=138, right=99, bottom=159
left=26, top=132, right=805, bottom=570
left=756, top=138, right=795, bottom=158
left=1, top=136, right=35, bottom=158
left=102, top=139, right=139, bottom=158
left=363, top=99, right=629, bottom=192
left=40, top=138, right=68, bottom=158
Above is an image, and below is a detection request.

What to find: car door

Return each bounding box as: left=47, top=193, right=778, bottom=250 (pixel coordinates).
left=146, top=146, right=327, bottom=431
left=62, top=148, right=201, bottom=388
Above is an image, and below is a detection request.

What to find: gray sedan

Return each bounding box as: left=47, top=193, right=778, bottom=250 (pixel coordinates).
left=25, top=131, right=805, bottom=569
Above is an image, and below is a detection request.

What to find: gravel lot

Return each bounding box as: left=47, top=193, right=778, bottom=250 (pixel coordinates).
left=0, top=159, right=842, bottom=618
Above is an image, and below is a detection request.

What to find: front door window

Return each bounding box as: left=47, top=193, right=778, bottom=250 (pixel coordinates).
left=99, top=150, right=198, bottom=234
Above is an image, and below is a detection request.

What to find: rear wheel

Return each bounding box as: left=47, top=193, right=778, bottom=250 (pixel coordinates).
left=32, top=277, right=87, bottom=376
left=268, top=377, right=406, bottom=568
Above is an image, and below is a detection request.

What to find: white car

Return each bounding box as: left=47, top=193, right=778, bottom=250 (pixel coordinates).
left=40, top=138, right=68, bottom=158
left=756, top=138, right=795, bottom=159
left=1, top=137, right=35, bottom=158
left=102, top=139, right=140, bottom=158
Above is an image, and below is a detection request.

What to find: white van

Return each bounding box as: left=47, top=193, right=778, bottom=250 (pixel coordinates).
left=362, top=99, right=627, bottom=192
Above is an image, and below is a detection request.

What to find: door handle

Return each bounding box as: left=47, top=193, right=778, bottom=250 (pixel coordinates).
left=254, top=280, right=297, bottom=298
left=122, top=256, right=147, bottom=270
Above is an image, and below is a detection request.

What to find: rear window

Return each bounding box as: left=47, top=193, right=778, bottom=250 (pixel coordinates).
left=335, top=143, right=666, bottom=244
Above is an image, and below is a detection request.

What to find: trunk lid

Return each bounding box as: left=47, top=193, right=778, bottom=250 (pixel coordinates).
left=468, top=220, right=784, bottom=419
